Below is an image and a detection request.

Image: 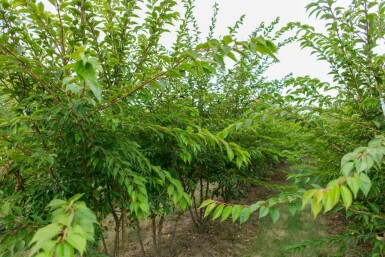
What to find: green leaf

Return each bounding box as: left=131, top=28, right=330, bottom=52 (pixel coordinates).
left=347, top=176, right=360, bottom=198
left=30, top=223, right=63, bottom=245
left=232, top=205, right=242, bottom=223
left=259, top=206, right=269, bottom=218
left=358, top=172, right=372, bottom=197
left=56, top=242, right=75, bottom=257
left=180, top=198, right=188, bottom=211
left=204, top=203, right=216, bottom=218
left=329, top=185, right=340, bottom=209
left=41, top=240, right=57, bottom=254
left=268, top=197, right=279, bottom=207
left=322, top=190, right=334, bottom=213
left=236, top=156, right=243, bottom=168
left=75, top=61, right=102, bottom=101
left=249, top=201, right=264, bottom=213
left=226, top=51, right=238, bottom=62
left=341, top=162, right=354, bottom=176
left=340, top=185, right=353, bottom=209
left=65, top=228, right=87, bottom=255
left=302, top=189, right=318, bottom=208
left=223, top=35, right=233, bottom=45
left=70, top=46, right=86, bottom=61
left=52, top=213, right=73, bottom=227
left=66, top=84, right=83, bottom=94
left=167, top=185, right=174, bottom=196
left=47, top=199, right=67, bottom=210
left=1, top=202, right=10, bottom=216
left=221, top=206, right=232, bottom=222
left=212, top=205, right=224, bottom=221
left=225, top=144, right=234, bottom=161
left=199, top=199, right=214, bottom=209
left=311, top=198, right=322, bottom=218
left=239, top=207, right=251, bottom=224
left=68, top=194, right=84, bottom=204
left=29, top=223, right=63, bottom=256
left=287, top=202, right=298, bottom=216
left=15, top=240, right=26, bottom=251
left=158, top=55, right=171, bottom=63
left=84, top=63, right=102, bottom=102
left=167, top=68, right=182, bottom=77
left=269, top=207, right=280, bottom=223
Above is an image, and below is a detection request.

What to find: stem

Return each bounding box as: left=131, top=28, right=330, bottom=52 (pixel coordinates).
left=199, top=177, right=204, bottom=220
left=101, top=233, right=109, bottom=256
left=188, top=205, right=199, bottom=229
left=191, top=191, right=199, bottom=223
left=157, top=215, right=165, bottom=255
left=54, top=0, right=67, bottom=64
left=121, top=209, right=127, bottom=252
left=151, top=216, right=158, bottom=251
left=135, top=220, right=147, bottom=257
left=108, top=195, right=120, bottom=257
left=170, top=213, right=183, bottom=251
left=93, top=56, right=189, bottom=113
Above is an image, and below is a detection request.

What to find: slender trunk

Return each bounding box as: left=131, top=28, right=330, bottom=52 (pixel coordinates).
left=170, top=213, right=183, bottom=250
left=205, top=180, right=210, bottom=199
left=101, top=233, right=109, bottom=256
left=188, top=206, right=199, bottom=229
left=199, top=177, right=204, bottom=221
left=121, top=209, right=127, bottom=252
left=107, top=191, right=120, bottom=257
left=157, top=215, right=165, bottom=256
left=135, top=221, right=147, bottom=257
left=111, top=208, right=120, bottom=257
left=151, top=216, right=158, bottom=251
left=191, top=192, right=200, bottom=223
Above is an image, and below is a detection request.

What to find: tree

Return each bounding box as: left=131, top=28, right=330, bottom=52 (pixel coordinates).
left=203, top=0, right=385, bottom=255
left=0, top=0, right=278, bottom=256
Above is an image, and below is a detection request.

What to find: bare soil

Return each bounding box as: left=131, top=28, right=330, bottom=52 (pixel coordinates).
left=104, top=167, right=349, bottom=257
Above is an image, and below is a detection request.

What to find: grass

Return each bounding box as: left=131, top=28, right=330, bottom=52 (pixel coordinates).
left=239, top=207, right=333, bottom=257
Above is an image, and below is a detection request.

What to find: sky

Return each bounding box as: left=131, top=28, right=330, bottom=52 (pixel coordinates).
left=189, top=0, right=334, bottom=82
left=41, top=0, right=349, bottom=83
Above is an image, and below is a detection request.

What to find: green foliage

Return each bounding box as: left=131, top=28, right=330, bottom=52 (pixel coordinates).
left=0, top=0, right=286, bottom=255
left=2, top=0, right=384, bottom=255
left=29, top=195, right=97, bottom=257
left=301, top=136, right=385, bottom=218
left=283, top=0, right=385, bottom=255
left=201, top=1, right=385, bottom=255
left=200, top=190, right=302, bottom=224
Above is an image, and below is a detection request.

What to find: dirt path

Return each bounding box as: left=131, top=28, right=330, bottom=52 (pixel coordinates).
left=109, top=167, right=347, bottom=257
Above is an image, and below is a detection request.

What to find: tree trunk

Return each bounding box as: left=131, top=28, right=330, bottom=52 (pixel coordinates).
left=151, top=216, right=158, bottom=252
left=121, top=209, right=127, bottom=252
left=135, top=220, right=147, bottom=257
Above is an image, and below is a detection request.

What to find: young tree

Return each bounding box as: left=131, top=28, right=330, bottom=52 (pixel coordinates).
left=0, top=0, right=277, bottom=256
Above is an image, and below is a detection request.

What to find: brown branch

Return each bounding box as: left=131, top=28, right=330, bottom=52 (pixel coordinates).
left=0, top=45, right=63, bottom=106
left=23, top=0, right=65, bottom=62
left=54, top=0, right=67, bottom=64
left=349, top=208, right=385, bottom=221
left=1, top=135, right=31, bottom=155
left=86, top=20, right=112, bottom=87
left=93, top=56, right=189, bottom=113
left=13, top=169, right=25, bottom=191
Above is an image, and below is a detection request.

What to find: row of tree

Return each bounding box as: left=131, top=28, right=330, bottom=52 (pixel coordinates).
left=0, top=0, right=384, bottom=256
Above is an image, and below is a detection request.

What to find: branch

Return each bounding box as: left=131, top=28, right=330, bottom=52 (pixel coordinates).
left=93, top=56, right=189, bottom=113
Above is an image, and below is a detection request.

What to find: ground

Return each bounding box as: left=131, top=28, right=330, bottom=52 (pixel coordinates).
left=105, top=167, right=354, bottom=257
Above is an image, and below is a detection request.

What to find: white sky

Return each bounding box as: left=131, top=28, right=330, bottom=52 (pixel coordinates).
left=41, top=0, right=351, bottom=83
left=189, top=0, right=336, bottom=82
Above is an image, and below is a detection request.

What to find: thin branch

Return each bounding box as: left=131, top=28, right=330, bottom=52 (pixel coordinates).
left=93, top=56, right=189, bottom=113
